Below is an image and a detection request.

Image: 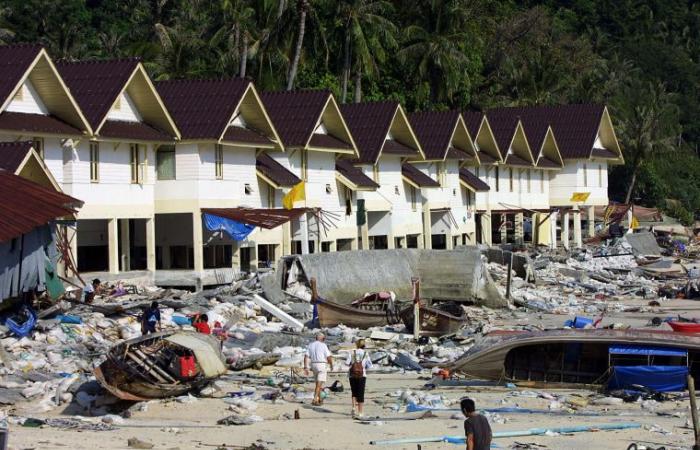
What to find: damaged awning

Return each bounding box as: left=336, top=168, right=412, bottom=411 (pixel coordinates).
left=202, top=207, right=309, bottom=229
left=401, top=163, right=440, bottom=188
left=459, top=168, right=490, bottom=192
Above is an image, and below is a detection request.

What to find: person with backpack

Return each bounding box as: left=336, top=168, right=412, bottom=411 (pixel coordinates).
left=346, top=339, right=373, bottom=418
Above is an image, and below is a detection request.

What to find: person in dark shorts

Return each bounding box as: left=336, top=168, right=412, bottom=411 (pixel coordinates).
left=141, top=301, right=161, bottom=335
left=461, top=397, right=492, bottom=450
left=346, top=339, right=373, bottom=418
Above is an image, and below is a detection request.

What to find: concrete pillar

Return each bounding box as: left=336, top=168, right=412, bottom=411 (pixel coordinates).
left=550, top=211, right=558, bottom=249
left=192, top=212, right=204, bottom=272
left=417, top=234, right=425, bottom=249
left=445, top=230, right=453, bottom=250
left=387, top=230, right=396, bottom=249
left=350, top=237, right=358, bottom=250
left=360, top=222, right=369, bottom=250
left=108, top=218, right=119, bottom=274
left=573, top=207, right=583, bottom=248
left=562, top=211, right=570, bottom=250
left=422, top=202, right=432, bottom=250
left=587, top=206, right=595, bottom=237
left=480, top=212, right=492, bottom=245
left=328, top=240, right=337, bottom=252
left=146, top=217, right=156, bottom=272
left=299, top=213, right=310, bottom=254
left=500, top=213, right=508, bottom=244
left=249, top=246, right=258, bottom=272
left=626, top=208, right=634, bottom=234
left=282, top=222, right=292, bottom=256
left=232, top=245, right=241, bottom=271
left=162, top=245, right=171, bottom=270
left=514, top=212, right=524, bottom=243
left=119, top=219, right=130, bottom=271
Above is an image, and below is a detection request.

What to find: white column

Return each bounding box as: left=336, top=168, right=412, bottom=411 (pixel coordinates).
left=562, top=211, right=570, bottom=250
left=282, top=222, right=292, bottom=256
left=299, top=213, right=310, bottom=254
left=587, top=206, right=596, bottom=237
left=360, top=222, right=369, bottom=250
left=422, top=199, right=432, bottom=250
left=514, top=212, right=524, bottom=243
left=192, top=212, right=204, bottom=272
left=480, top=212, right=492, bottom=245
left=119, top=219, right=130, bottom=271
left=626, top=208, right=634, bottom=234
left=549, top=211, right=558, bottom=249
left=146, top=217, right=156, bottom=272
left=573, top=206, right=582, bottom=248
left=500, top=213, right=508, bottom=244
left=108, top=218, right=119, bottom=274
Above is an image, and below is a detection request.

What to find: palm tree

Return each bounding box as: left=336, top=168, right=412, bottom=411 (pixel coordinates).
left=613, top=80, right=680, bottom=204
left=220, top=0, right=255, bottom=77
left=336, top=0, right=397, bottom=103
left=286, top=0, right=309, bottom=90
left=396, top=0, right=478, bottom=104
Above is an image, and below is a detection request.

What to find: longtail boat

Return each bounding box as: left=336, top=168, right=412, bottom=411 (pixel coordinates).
left=400, top=278, right=468, bottom=337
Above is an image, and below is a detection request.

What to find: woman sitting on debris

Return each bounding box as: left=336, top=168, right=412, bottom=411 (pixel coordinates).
left=347, top=339, right=372, bottom=419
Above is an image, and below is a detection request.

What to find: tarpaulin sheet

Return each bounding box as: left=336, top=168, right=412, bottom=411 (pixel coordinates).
left=165, top=333, right=227, bottom=377
left=609, top=345, right=687, bottom=357
left=203, top=213, right=255, bottom=241
left=608, top=365, right=688, bottom=392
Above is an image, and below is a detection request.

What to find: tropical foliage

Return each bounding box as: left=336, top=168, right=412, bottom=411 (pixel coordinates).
left=2, top=0, right=699, bottom=219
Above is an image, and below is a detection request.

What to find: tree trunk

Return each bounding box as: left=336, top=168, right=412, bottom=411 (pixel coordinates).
left=341, top=31, right=351, bottom=103
left=233, top=24, right=240, bottom=68
left=353, top=65, right=362, bottom=103
left=286, top=0, right=308, bottom=91
left=239, top=33, right=248, bottom=77
left=276, top=0, right=287, bottom=19
left=624, top=158, right=642, bottom=204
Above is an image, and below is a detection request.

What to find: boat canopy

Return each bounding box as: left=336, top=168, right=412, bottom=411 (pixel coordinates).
left=165, top=333, right=227, bottom=377
left=608, top=345, right=687, bottom=358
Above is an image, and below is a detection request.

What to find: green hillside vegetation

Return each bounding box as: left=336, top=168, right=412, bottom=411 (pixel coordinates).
left=2, top=0, right=698, bottom=222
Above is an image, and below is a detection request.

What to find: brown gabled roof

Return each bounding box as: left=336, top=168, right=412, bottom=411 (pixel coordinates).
left=408, top=110, right=462, bottom=160
left=0, top=169, right=82, bottom=243
left=484, top=109, right=521, bottom=153
left=308, top=133, right=353, bottom=150
left=477, top=152, right=498, bottom=164
left=536, top=157, right=560, bottom=168
left=591, top=147, right=619, bottom=159
left=340, top=101, right=402, bottom=164
left=504, top=154, right=532, bottom=167
left=56, top=58, right=141, bottom=131
left=223, top=126, right=272, bottom=146
left=0, top=141, right=32, bottom=172
left=401, top=163, right=440, bottom=188
left=157, top=78, right=250, bottom=140
left=461, top=111, right=484, bottom=138
left=256, top=153, right=300, bottom=188
left=0, top=44, right=43, bottom=108
left=0, top=111, right=83, bottom=135
left=261, top=90, right=334, bottom=148
left=335, top=159, right=379, bottom=189
left=459, top=168, right=490, bottom=192
left=99, top=120, right=173, bottom=141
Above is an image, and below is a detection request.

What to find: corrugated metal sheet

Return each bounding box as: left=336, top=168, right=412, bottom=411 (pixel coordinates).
left=56, top=59, right=140, bottom=131
left=0, top=111, right=83, bottom=135
left=0, top=170, right=82, bottom=243
left=157, top=78, right=250, bottom=140
left=202, top=207, right=308, bottom=229
left=99, top=120, right=173, bottom=142
left=256, top=153, right=300, bottom=187
left=0, top=44, right=42, bottom=107
left=0, top=141, right=32, bottom=172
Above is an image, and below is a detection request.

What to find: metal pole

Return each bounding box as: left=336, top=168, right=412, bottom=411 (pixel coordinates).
left=412, top=278, right=420, bottom=340
left=688, top=374, right=700, bottom=450
left=505, top=252, right=513, bottom=300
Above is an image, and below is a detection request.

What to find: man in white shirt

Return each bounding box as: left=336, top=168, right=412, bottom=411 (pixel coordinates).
left=304, top=332, right=333, bottom=405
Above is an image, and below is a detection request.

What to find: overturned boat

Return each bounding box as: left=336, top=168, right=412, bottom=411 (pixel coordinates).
left=95, top=331, right=227, bottom=400
left=400, top=302, right=468, bottom=337
left=450, top=329, right=700, bottom=387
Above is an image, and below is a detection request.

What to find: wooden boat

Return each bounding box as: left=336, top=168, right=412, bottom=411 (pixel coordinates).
left=668, top=321, right=700, bottom=333
left=311, top=278, right=404, bottom=329
left=399, top=278, right=468, bottom=337
left=94, top=331, right=227, bottom=401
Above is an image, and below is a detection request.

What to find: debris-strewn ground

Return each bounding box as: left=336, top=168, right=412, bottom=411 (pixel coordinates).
left=4, top=233, right=700, bottom=449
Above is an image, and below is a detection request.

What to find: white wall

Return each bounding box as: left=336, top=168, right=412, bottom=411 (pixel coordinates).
left=106, top=92, right=141, bottom=122
left=470, top=166, right=550, bottom=211
left=5, top=80, right=48, bottom=115
left=549, top=160, right=608, bottom=206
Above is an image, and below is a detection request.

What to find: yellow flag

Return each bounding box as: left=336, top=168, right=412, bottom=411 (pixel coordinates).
left=283, top=181, right=305, bottom=210
left=630, top=215, right=639, bottom=229
left=570, top=192, right=590, bottom=203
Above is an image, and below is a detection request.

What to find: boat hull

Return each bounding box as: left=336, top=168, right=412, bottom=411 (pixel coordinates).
left=316, top=299, right=401, bottom=328
left=668, top=321, right=700, bottom=333
left=400, top=304, right=467, bottom=337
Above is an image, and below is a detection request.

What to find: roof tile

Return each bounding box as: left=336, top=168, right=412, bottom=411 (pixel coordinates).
left=401, top=163, right=440, bottom=187
left=340, top=101, right=406, bottom=164
left=261, top=90, right=334, bottom=148
left=99, top=120, right=173, bottom=142
left=0, top=141, right=32, bottom=172
left=408, top=110, right=460, bottom=160
left=0, top=111, right=83, bottom=135
left=335, top=159, right=379, bottom=189
left=223, top=126, right=273, bottom=146
left=256, top=153, right=300, bottom=187
left=459, top=168, right=490, bottom=192
left=461, top=111, right=484, bottom=138
left=308, top=133, right=352, bottom=150
left=0, top=44, right=42, bottom=107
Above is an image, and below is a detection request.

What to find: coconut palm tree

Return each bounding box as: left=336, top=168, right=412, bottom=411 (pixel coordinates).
left=336, top=0, right=397, bottom=103
left=219, top=0, right=255, bottom=77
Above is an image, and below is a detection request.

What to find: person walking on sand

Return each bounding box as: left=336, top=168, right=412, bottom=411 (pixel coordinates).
left=347, top=339, right=372, bottom=418
left=461, top=398, right=492, bottom=450
left=303, top=332, right=333, bottom=406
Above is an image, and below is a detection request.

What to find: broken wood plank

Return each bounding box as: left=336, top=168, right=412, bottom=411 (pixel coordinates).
left=133, top=348, right=178, bottom=383
left=125, top=352, right=169, bottom=384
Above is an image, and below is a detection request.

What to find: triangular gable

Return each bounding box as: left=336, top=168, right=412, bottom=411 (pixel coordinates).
left=305, top=94, right=358, bottom=155
left=593, top=106, right=623, bottom=163
left=0, top=47, right=92, bottom=134
left=106, top=91, right=142, bottom=122
left=380, top=104, right=423, bottom=160
left=16, top=147, right=61, bottom=190
left=6, top=79, right=49, bottom=114
left=537, top=126, right=564, bottom=169
left=450, top=115, right=478, bottom=164
left=101, top=63, right=179, bottom=138
left=505, top=121, right=535, bottom=166
left=474, top=115, right=503, bottom=164
left=220, top=83, right=283, bottom=150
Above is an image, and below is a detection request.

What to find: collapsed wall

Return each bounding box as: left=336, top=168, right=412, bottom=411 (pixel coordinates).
left=281, top=247, right=507, bottom=308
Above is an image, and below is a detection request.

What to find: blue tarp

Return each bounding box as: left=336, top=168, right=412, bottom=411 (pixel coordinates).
left=203, top=213, right=255, bottom=241
left=609, top=345, right=687, bottom=357
left=608, top=365, right=688, bottom=392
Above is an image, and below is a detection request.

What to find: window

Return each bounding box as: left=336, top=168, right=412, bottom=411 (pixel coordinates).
left=156, top=145, right=176, bottom=180
left=32, top=137, right=44, bottom=159
left=244, top=183, right=252, bottom=194
left=598, top=164, right=603, bottom=187
left=540, top=169, right=545, bottom=193
left=509, top=168, right=514, bottom=192
left=215, top=144, right=224, bottom=179
left=410, top=186, right=417, bottom=211
left=130, top=144, right=140, bottom=183
left=373, top=164, right=380, bottom=183
left=495, top=167, right=499, bottom=191
left=583, top=163, right=588, bottom=187
left=464, top=187, right=472, bottom=208
left=89, top=141, right=99, bottom=182
left=301, top=149, right=308, bottom=181
left=526, top=169, right=531, bottom=193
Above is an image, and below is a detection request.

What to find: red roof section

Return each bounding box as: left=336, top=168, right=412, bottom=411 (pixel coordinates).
left=157, top=78, right=251, bottom=140
left=0, top=44, right=42, bottom=106
left=56, top=58, right=140, bottom=131
left=261, top=90, right=338, bottom=148
left=99, top=120, right=173, bottom=141
left=0, top=111, right=83, bottom=135
left=459, top=168, right=490, bottom=192
left=401, top=163, right=440, bottom=187
left=409, top=110, right=461, bottom=160
left=335, top=159, right=379, bottom=189
left=256, top=153, right=300, bottom=187
left=0, top=170, right=82, bottom=243
left=340, top=101, right=402, bottom=164
left=0, top=141, right=32, bottom=172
